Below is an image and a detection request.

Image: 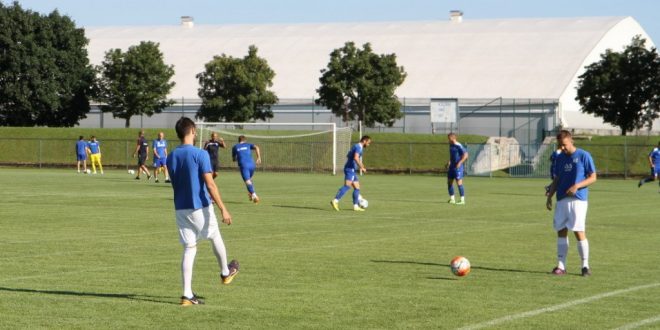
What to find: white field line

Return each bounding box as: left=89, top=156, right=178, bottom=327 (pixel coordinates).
left=613, top=314, right=660, bottom=330
left=458, top=283, right=660, bottom=330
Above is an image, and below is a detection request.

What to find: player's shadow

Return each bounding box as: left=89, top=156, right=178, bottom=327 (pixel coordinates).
left=0, top=286, right=177, bottom=305
left=272, top=204, right=329, bottom=211
left=371, top=260, right=551, bottom=276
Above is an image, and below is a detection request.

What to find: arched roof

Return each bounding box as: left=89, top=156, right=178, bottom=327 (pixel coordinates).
left=85, top=16, right=653, bottom=103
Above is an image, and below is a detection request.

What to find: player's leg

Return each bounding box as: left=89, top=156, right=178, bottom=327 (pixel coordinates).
left=351, top=180, right=364, bottom=211
left=97, top=155, right=104, bottom=174
left=154, top=163, right=161, bottom=182
left=163, top=164, right=171, bottom=183
left=90, top=154, right=97, bottom=173
left=202, top=206, right=239, bottom=284
left=83, top=158, right=87, bottom=173
left=638, top=168, right=657, bottom=187
left=447, top=176, right=456, bottom=204
left=456, top=176, right=465, bottom=205
left=176, top=209, right=204, bottom=305
left=77, top=160, right=81, bottom=173
left=553, top=198, right=570, bottom=275
left=332, top=169, right=354, bottom=210
left=569, top=199, right=590, bottom=276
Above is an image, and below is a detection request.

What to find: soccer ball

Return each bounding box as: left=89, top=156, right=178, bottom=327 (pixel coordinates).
left=85, top=169, right=91, bottom=174
left=450, top=256, right=471, bottom=277
left=128, top=169, right=135, bottom=175
left=358, top=196, right=368, bottom=209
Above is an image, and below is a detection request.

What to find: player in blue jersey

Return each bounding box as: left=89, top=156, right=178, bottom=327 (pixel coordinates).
left=232, top=136, right=262, bottom=203
left=446, top=133, right=468, bottom=205
left=545, top=146, right=563, bottom=196
left=331, top=135, right=372, bottom=212
left=152, top=132, right=171, bottom=183
left=637, top=141, right=660, bottom=189
left=204, top=132, right=226, bottom=179
left=75, top=136, right=88, bottom=174
left=86, top=136, right=104, bottom=174
left=132, top=131, right=152, bottom=180
left=545, top=130, right=597, bottom=277
left=167, top=117, right=239, bottom=306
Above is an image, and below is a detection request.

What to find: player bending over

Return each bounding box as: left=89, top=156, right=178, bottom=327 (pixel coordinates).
left=446, top=133, right=468, bottom=205
left=638, top=141, right=660, bottom=189
left=167, top=117, right=239, bottom=306
left=546, top=130, right=596, bottom=277
left=86, top=136, right=104, bottom=175
left=204, top=132, right=226, bottom=179
left=153, top=132, right=171, bottom=183
left=331, top=135, right=372, bottom=212
left=132, top=131, right=152, bottom=180
left=75, top=136, right=88, bottom=173
left=232, top=135, right=262, bottom=203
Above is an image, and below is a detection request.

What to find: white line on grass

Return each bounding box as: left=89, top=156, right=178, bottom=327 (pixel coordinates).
left=458, top=283, right=660, bottom=330
left=613, top=314, right=660, bottom=330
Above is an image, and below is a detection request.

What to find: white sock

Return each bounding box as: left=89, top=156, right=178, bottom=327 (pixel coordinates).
left=577, top=239, right=589, bottom=269
left=557, top=237, right=569, bottom=270
left=182, top=245, right=197, bottom=298
left=210, top=234, right=230, bottom=276
left=460, top=196, right=465, bottom=202
left=449, top=195, right=455, bottom=200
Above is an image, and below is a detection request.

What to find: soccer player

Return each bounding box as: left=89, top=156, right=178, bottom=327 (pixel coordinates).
left=132, top=131, right=152, bottom=180
left=637, top=141, right=660, bottom=188
left=167, top=117, right=239, bottom=306
left=231, top=135, right=262, bottom=203
left=152, top=132, right=171, bottom=183
left=545, top=145, right=563, bottom=196
left=204, top=132, right=226, bottom=179
left=331, top=135, right=372, bottom=212
left=86, top=136, right=104, bottom=175
left=446, top=133, right=468, bottom=205
left=75, top=136, right=88, bottom=174
left=545, top=130, right=597, bottom=277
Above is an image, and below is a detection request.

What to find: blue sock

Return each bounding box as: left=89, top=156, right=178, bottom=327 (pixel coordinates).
left=448, top=184, right=454, bottom=196
left=247, top=184, right=255, bottom=194
left=335, top=185, right=350, bottom=200
left=458, top=185, right=465, bottom=197
left=353, top=189, right=360, bottom=205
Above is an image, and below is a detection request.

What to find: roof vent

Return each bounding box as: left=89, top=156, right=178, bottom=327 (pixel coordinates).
left=450, top=10, right=463, bottom=23
left=181, top=16, right=194, bottom=28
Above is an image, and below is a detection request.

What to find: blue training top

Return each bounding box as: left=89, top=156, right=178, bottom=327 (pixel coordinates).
left=449, top=143, right=467, bottom=170
left=87, top=141, right=100, bottom=154
left=553, top=148, right=596, bottom=201
left=649, top=147, right=660, bottom=170
left=153, top=139, right=168, bottom=158
left=76, top=140, right=87, bottom=155
left=232, top=143, right=256, bottom=168
left=344, top=143, right=364, bottom=170
left=550, top=149, right=562, bottom=178
left=167, top=144, right=212, bottom=210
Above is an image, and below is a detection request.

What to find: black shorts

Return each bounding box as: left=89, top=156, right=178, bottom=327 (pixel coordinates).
left=137, top=154, right=147, bottom=166
left=211, top=159, right=219, bottom=172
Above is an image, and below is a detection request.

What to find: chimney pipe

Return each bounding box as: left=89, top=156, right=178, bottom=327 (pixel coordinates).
left=450, top=10, right=463, bottom=23
left=181, top=16, right=194, bottom=28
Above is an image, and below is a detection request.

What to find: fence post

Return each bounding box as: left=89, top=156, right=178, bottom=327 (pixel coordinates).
left=408, top=143, right=413, bottom=175
left=623, top=137, right=628, bottom=179
left=126, top=141, right=130, bottom=170
left=38, top=140, right=42, bottom=169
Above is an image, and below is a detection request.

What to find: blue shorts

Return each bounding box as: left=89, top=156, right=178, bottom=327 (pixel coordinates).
left=77, top=153, right=87, bottom=161
left=344, top=168, right=359, bottom=182
left=448, top=167, right=465, bottom=180
left=240, top=166, right=255, bottom=181
left=652, top=167, right=660, bottom=177
left=153, top=157, right=167, bottom=168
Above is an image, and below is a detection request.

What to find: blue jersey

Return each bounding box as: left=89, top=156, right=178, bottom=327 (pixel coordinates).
left=76, top=140, right=87, bottom=155
left=232, top=143, right=256, bottom=168
left=87, top=141, right=100, bottom=154
left=553, top=148, right=596, bottom=202
left=344, top=143, right=364, bottom=170
left=550, top=149, right=562, bottom=178
left=167, top=144, right=212, bottom=210
left=153, top=139, right=168, bottom=158
left=649, top=147, right=660, bottom=170
left=449, top=143, right=467, bottom=169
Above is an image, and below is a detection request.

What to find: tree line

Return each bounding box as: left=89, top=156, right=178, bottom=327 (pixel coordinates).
left=1, top=2, right=659, bottom=133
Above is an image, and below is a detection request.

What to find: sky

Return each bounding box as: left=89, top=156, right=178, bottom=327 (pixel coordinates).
left=8, top=0, right=660, bottom=43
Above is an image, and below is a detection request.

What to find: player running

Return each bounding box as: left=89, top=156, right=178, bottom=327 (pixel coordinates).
left=86, top=136, right=104, bottom=175
left=153, top=132, right=171, bottom=183
left=167, top=117, right=239, bottom=306
left=75, top=136, right=88, bottom=174
left=232, top=135, right=262, bottom=203
left=637, top=141, right=660, bottom=189
left=446, top=133, right=468, bottom=205
left=204, top=132, right=226, bottom=179
left=331, top=135, right=372, bottom=212
left=545, top=130, right=597, bottom=277
left=132, top=131, right=152, bottom=180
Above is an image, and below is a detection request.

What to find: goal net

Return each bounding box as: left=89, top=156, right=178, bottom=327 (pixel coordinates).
left=196, top=122, right=353, bottom=175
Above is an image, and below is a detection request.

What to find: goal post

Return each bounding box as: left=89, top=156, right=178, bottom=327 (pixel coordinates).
left=196, top=122, right=352, bottom=175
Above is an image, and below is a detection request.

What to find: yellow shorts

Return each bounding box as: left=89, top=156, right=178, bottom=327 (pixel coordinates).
left=90, top=153, right=102, bottom=164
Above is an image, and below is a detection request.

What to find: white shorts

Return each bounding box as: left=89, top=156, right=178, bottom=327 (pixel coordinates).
left=175, top=206, right=220, bottom=247
left=553, top=197, right=588, bottom=232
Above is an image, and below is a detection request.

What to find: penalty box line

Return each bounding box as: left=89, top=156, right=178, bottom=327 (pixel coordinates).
left=458, top=282, right=660, bottom=330
left=612, top=314, right=660, bottom=330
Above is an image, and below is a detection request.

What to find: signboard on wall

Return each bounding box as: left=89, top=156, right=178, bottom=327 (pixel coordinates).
left=430, top=99, right=458, bottom=123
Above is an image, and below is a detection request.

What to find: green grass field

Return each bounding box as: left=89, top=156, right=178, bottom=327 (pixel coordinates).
left=0, top=168, right=658, bottom=329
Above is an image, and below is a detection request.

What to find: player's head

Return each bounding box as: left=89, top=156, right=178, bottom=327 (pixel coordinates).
left=158, top=131, right=164, bottom=139
left=238, top=135, right=247, bottom=143
left=90, top=135, right=96, bottom=141
left=175, top=117, right=196, bottom=140
left=360, top=135, right=372, bottom=147
left=211, top=132, right=218, bottom=140
left=138, top=130, right=144, bottom=137
left=447, top=133, right=457, bottom=144
left=78, top=135, right=84, bottom=140
left=556, top=130, right=575, bottom=153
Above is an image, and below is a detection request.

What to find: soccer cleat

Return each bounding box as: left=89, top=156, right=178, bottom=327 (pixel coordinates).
left=551, top=267, right=566, bottom=275
left=155, top=179, right=159, bottom=183
left=331, top=200, right=340, bottom=211
left=353, top=205, right=366, bottom=212
left=147, top=174, right=152, bottom=181
left=247, top=192, right=253, bottom=202
left=221, top=260, right=239, bottom=284
left=251, top=194, right=260, bottom=204
left=448, top=199, right=456, bottom=204
left=165, top=179, right=171, bottom=183
left=455, top=200, right=465, bottom=205
left=134, top=176, right=140, bottom=180
left=180, top=294, right=205, bottom=306
left=638, top=180, right=643, bottom=188
left=581, top=267, right=592, bottom=277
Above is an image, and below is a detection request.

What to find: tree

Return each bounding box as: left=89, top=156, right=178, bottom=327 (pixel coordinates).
left=576, top=36, right=660, bottom=135
left=96, top=41, right=175, bottom=127
left=0, top=2, right=95, bottom=127
left=196, top=45, right=278, bottom=122
left=316, top=42, right=406, bottom=127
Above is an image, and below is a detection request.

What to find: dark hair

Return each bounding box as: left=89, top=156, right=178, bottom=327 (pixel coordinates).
left=90, top=135, right=95, bottom=139
left=78, top=135, right=84, bottom=140
left=447, top=133, right=457, bottom=138
left=360, top=135, right=371, bottom=142
left=175, top=117, right=196, bottom=140
left=138, top=130, right=144, bottom=136
left=556, top=130, right=572, bottom=141
left=238, top=135, right=246, bottom=142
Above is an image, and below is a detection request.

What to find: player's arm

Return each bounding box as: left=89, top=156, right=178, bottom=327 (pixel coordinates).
left=203, top=173, right=232, bottom=225
left=203, top=141, right=209, bottom=151
left=456, top=152, right=468, bottom=169
left=650, top=155, right=655, bottom=168
left=219, top=137, right=226, bottom=148
left=354, top=152, right=366, bottom=173
left=153, top=143, right=158, bottom=158
left=254, top=145, right=262, bottom=165
left=232, top=148, right=237, bottom=162
left=567, top=172, right=597, bottom=197
left=133, top=140, right=140, bottom=157
left=545, top=177, right=559, bottom=210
